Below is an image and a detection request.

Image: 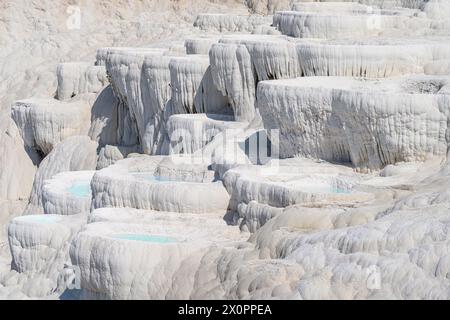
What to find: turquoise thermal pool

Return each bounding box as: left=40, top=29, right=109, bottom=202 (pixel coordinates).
left=16, top=215, right=61, bottom=224
left=330, top=186, right=352, bottom=194
left=113, top=234, right=178, bottom=243
left=68, top=182, right=91, bottom=198
left=130, top=172, right=174, bottom=182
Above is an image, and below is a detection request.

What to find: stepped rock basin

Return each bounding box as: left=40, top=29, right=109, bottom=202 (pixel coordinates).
left=8, top=213, right=86, bottom=278
left=112, top=234, right=179, bottom=244
left=223, top=158, right=374, bottom=210
left=257, top=75, right=450, bottom=170
left=91, top=155, right=230, bottom=215
left=13, top=214, right=62, bottom=224
left=166, top=113, right=247, bottom=154
left=210, top=35, right=450, bottom=123
left=42, top=171, right=95, bottom=215
left=70, top=210, right=244, bottom=299
left=4, top=0, right=450, bottom=300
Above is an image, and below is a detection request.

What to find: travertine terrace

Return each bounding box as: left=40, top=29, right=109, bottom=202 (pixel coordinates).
left=1, top=0, right=450, bottom=300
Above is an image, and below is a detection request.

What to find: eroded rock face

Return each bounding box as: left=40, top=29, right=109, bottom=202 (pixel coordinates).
left=184, top=37, right=220, bottom=55
left=42, top=171, right=95, bottom=216
left=273, top=8, right=450, bottom=39
left=257, top=75, right=450, bottom=170
left=11, top=99, right=91, bottom=156
left=8, top=214, right=86, bottom=276
left=88, top=85, right=119, bottom=147
left=27, top=136, right=98, bottom=212
left=102, top=48, right=168, bottom=153
left=0, top=119, right=37, bottom=201
left=3, top=0, right=450, bottom=301
left=193, top=14, right=272, bottom=33
left=169, top=55, right=229, bottom=116
left=210, top=35, right=450, bottom=123
left=56, top=62, right=108, bottom=101
left=167, top=114, right=246, bottom=154
left=91, top=155, right=230, bottom=215
left=70, top=208, right=244, bottom=299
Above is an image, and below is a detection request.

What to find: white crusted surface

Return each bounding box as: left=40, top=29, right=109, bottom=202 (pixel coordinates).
left=194, top=14, right=272, bottom=33
left=167, top=113, right=246, bottom=154
left=42, top=171, right=95, bottom=216
left=27, top=136, right=98, bottom=211
left=257, top=75, right=450, bottom=170
left=91, top=155, right=230, bottom=215
left=11, top=99, right=91, bottom=155
left=57, top=62, right=108, bottom=101
left=70, top=212, right=244, bottom=299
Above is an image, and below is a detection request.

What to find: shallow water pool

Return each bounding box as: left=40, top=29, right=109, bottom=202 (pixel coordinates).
left=330, top=186, right=351, bottom=194
left=16, top=215, right=61, bottom=224
left=131, top=172, right=173, bottom=183
left=68, top=182, right=91, bottom=198
left=113, top=233, right=177, bottom=244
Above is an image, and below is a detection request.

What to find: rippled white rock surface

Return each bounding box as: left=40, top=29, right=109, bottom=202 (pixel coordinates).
left=42, top=171, right=95, bottom=216
left=8, top=213, right=86, bottom=294
left=91, top=155, right=230, bottom=215
left=184, top=37, right=220, bottom=55
left=258, top=75, right=450, bottom=170
left=169, top=55, right=229, bottom=115
left=210, top=35, right=450, bottom=121
left=194, top=14, right=272, bottom=33
left=27, top=136, right=98, bottom=212
left=273, top=7, right=450, bottom=39
left=11, top=99, right=91, bottom=156
left=167, top=113, right=247, bottom=154
left=2, top=0, right=450, bottom=301
left=69, top=207, right=244, bottom=299
left=56, top=63, right=108, bottom=101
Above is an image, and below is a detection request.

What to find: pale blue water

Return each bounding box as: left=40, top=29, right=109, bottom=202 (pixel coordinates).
left=131, top=173, right=173, bottom=182
left=68, top=182, right=91, bottom=198
left=331, top=187, right=351, bottom=194
left=16, top=215, right=61, bottom=224
left=113, top=233, right=177, bottom=243
left=304, top=184, right=352, bottom=194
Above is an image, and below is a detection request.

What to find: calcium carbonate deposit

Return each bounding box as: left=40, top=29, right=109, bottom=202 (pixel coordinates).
left=1, top=0, right=450, bottom=300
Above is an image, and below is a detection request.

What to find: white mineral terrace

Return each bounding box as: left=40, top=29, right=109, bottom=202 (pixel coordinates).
left=1, top=0, right=450, bottom=300
left=91, top=155, right=230, bottom=214
left=257, top=75, right=450, bottom=170
left=70, top=212, right=245, bottom=299
left=42, top=171, right=95, bottom=216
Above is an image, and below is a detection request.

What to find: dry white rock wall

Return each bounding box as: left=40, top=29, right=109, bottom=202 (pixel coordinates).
left=56, top=63, right=108, bottom=101
left=210, top=35, right=450, bottom=124
left=258, top=76, right=450, bottom=170
left=3, top=0, right=450, bottom=301
left=169, top=55, right=229, bottom=115
left=11, top=99, right=91, bottom=156
left=91, top=155, right=230, bottom=215
left=70, top=209, right=244, bottom=299
left=184, top=37, right=220, bottom=55
left=193, top=14, right=272, bottom=33
left=27, top=136, right=98, bottom=212
left=0, top=118, right=37, bottom=201
left=167, top=114, right=246, bottom=154
left=8, top=214, right=86, bottom=277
